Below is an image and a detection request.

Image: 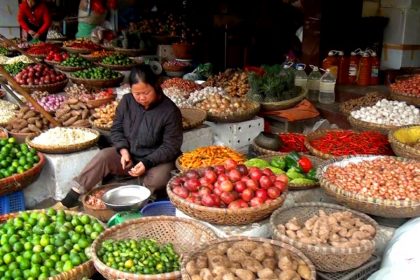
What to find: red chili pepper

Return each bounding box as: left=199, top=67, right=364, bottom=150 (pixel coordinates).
left=298, top=156, right=312, bottom=173
left=278, top=133, right=308, bottom=153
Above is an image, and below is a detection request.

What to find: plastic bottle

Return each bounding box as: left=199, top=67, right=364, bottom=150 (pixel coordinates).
left=307, top=65, right=322, bottom=101
left=294, top=65, right=308, bottom=90
left=337, top=51, right=349, bottom=85
left=357, top=52, right=371, bottom=86
left=318, top=69, right=336, bottom=104
left=370, top=51, right=380, bottom=85
left=348, top=51, right=359, bottom=85
left=322, top=50, right=338, bottom=77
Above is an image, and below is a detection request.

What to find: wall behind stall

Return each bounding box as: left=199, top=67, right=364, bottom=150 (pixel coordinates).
left=0, top=0, right=20, bottom=38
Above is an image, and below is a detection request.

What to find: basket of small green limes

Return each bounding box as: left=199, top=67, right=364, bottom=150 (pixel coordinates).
left=55, top=55, right=92, bottom=72
left=91, top=216, right=218, bottom=279
left=0, top=208, right=106, bottom=280
left=70, top=67, right=124, bottom=88
left=96, top=54, right=139, bottom=71
left=0, top=137, right=45, bottom=196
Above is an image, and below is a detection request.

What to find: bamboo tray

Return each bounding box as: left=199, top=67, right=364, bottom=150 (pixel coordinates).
left=88, top=116, right=112, bottom=131
left=25, top=128, right=100, bottom=154
left=180, top=107, right=207, bottom=130
left=69, top=74, right=124, bottom=88
left=390, top=90, right=420, bottom=107
left=318, top=155, right=420, bottom=218
left=19, top=78, right=68, bottom=93
left=270, top=202, right=377, bottom=272
left=348, top=115, right=398, bottom=135
left=260, top=87, right=307, bottom=111
left=388, top=125, right=420, bottom=160
left=62, top=46, right=96, bottom=54
left=55, top=64, right=90, bottom=72
left=206, top=101, right=261, bottom=123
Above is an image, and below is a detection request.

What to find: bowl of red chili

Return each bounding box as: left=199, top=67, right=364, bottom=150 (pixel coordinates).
left=305, top=129, right=394, bottom=160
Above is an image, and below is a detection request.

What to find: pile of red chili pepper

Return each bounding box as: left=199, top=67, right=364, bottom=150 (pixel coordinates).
left=310, top=130, right=393, bottom=156
left=26, top=43, right=60, bottom=55
left=63, top=39, right=101, bottom=50
left=278, top=133, right=308, bottom=152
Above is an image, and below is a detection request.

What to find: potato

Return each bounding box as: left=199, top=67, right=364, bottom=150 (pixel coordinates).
left=186, top=260, right=199, bottom=275
left=297, top=264, right=311, bottom=280
left=234, top=269, right=255, bottom=280
left=285, top=218, right=301, bottom=231
left=192, top=275, right=203, bottom=280
left=208, top=255, right=229, bottom=269
left=278, top=255, right=294, bottom=271
left=232, top=241, right=258, bottom=253
left=279, top=270, right=300, bottom=280
left=262, top=258, right=276, bottom=270
left=227, top=248, right=247, bottom=263
left=257, top=268, right=275, bottom=279
left=196, top=255, right=208, bottom=269
left=243, top=257, right=263, bottom=273
left=200, top=268, right=213, bottom=280
left=250, top=247, right=265, bottom=262
left=262, top=243, right=275, bottom=258
left=213, top=266, right=231, bottom=276
left=217, top=243, right=230, bottom=254
left=222, top=273, right=238, bottom=280
left=286, top=230, right=297, bottom=239
left=230, top=263, right=241, bottom=269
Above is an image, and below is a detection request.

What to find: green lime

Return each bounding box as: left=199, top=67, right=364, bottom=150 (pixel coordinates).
left=7, top=138, right=16, bottom=144
left=43, top=244, right=54, bottom=255
left=31, top=253, right=42, bottom=264
left=2, top=253, right=12, bottom=265
left=32, top=244, right=43, bottom=253
left=12, top=242, right=23, bottom=253
left=22, top=251, right=32, bottom=260
left=19, top=258, right=30, bottom=270
left=62, top=260, right=73, bottom=272
left=80, top=215, right=91, bottom=225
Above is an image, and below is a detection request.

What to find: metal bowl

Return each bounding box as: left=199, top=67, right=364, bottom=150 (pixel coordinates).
left=102, top=185, right=151, bottom=212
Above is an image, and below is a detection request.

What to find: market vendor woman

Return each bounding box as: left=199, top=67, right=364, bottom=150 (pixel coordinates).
left=17, top=0, right=52, bottom=42
left=55, top=65, right=183, bottom=209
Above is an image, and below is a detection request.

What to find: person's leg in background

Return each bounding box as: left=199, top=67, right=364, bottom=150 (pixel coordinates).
left=57, top=147, right=128, bottom=209
left=138, top=162, right=175, bottom=195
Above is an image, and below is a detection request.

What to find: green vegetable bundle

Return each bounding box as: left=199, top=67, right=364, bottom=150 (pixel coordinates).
left=73, top=67, right=120, bottom=80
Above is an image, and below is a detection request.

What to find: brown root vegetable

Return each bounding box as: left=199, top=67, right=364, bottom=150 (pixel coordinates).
left=257, top=268, right=275, bottom=279
left=278, top=255, right=295, bottom=271
left=234, top=269, right=255, bottom=280
left=285, top=218, right=301, bottom=231
left=297, top=264, right=311, bottom=280
left=277, top=224, right=286, bottom=234
left=200, top=268, right=213, bottom=280
left=227, top=248, right=247, bottom=263
left=262, top=258, right=276, bottom=270
left=222, top=273, right=237, bottom=280
left=28, top=124, right=41, bottom=133
left=250, top=247, right=266, bottom=262
left=212, top=266, right=231, bottom=277
left=232, top=241, right=258, bottom=253
left=217, top=243, right=230, bottom=254
left=279, top=270, right=301, bottom=280
left=286, top=230, right=297, bottom=239
left=208, top=255, right=228, bottom=269
left=23, top=110, right=36, bottom=119
left=243, top=257, right=263, bottom=273
left=186, top=260, right=199, bottom=275
left=230, top=263, right=241, bottom=269
left=262, top=243, right=275, bottom=258
left=196, top=255, right=208, bottom=269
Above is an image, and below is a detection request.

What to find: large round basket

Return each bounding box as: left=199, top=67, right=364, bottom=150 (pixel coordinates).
left=251, top=140, right=287, bottom=156
left=180, top=107, right=207, bottom=130
left=319, top=155, right=420, bottom=218
left=91, top=216, right=218, bottom=280
left=85, top=95, right=115, bottom=108
left=114, top=47, right=149, bottom=57
left=167, top=176, right=287, bottom=225
left=2, top=209, right=103, bottom=280
left=62, top=46, right=95, bottom=54
left=257, top=154, right=323, bottom=190
left=25, top=128, right=100, bottom=154
left=270, top=202, right=377, bottom=272
left=348, top=115, right=397, bottom=135
left=390, top=90, right=420, bottom=107
left=181, top=236, right=316, bottom=280
left=7, top=130, right=37, bottom=144
left=69, top=74, right=124, bottom=88
left=54, top=64, right=90, bottom=72
left=260, top=87, right=307, bottom=111
left=44, top=59, right=61, bottom=66
left=96, top=61, right=139, bottom=71
left=206, top=101, right=260, bottom=123
left=79, top=53, right=110, bottom=62
left=89, top=116, right=112, bottom=131
left=0, top=152, right=45, bottom=196
left=19, top=78, right=68, bottom=94
left=388, top=125, right=420, bottom=160
left=82, top=183, right=124, bottom=222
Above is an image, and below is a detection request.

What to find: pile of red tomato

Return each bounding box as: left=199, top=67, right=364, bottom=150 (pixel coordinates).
left=45, top=51, right=70, bottom=63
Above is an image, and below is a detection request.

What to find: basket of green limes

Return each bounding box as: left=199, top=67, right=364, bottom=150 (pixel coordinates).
left=70, top=67, right=124, bottom=88
left=0, top=137, right=45, bottom=196
left=0, top=208, right=106, bottom=279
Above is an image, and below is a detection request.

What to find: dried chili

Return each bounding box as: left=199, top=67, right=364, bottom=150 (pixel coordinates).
left=26, top=43, right=60, bottom=55
left=278, top=133, right=308, bottom=153
left=310, top=130, right=393, bottom=156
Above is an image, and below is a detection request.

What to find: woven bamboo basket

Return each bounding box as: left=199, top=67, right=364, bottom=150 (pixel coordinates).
left=167, top=176, right=288, bottom=225
left=25, top=128, right=100, bottom=154
left=389, top=90, right=420, bottom=107
left=44, top=59, right=61, bottom=66
left=96, top=61, right=139, bottom=71
left=181, top=236, right=316, bottom=280
left=70, top=74, right=124, bottom=88
left=82, top=183, right=123, bottom=222
left=205, top=101, right=260, bottom=123
left=180, top=107, right=207, bottom=130
left=251, top=140, right=288, bottom=156
left=256, top=154, right=323, bottom=190
left=19, top=78, right=68, bottom=94
left=348, top=115, right=397, bottom=135
left=0, top=152, right=45, bottom=196
left=62, top=46, right=96, bottom=54
left=79, top=53, right=110, bottom=62
left=388, top=125, right=420, bottom=160
left=2, top=209, right=103, bottom=280
left=270, top=202, right=377, bottom=272
left=85, top=95, right=115, bottom=108
left=114, top=47, right=149, bottom=57
left=55, top=64, right=90, bottom=72
left=260, top=87, right=307, bottom=111
left=89, top=116, right=112, bottom=131
left=319, top=155, right=420, bottom=218
left=91, top=216, right=218, bottom=280
left=7, top=130, right=37, bottom=144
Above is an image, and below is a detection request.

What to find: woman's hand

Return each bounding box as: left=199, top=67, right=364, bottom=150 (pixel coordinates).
left=120, top=148, right=132, bottom=170
left=28, top=30, right=36, bottom=36
left=128, top=161, right=146, bottom=177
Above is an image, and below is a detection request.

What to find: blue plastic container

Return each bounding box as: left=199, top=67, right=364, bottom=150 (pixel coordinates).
left=140, top=200, right=176, bottom=217
left=0, top=191, right=25, bottom=215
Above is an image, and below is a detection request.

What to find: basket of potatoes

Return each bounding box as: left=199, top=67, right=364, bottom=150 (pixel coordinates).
left=182, top=236, right=316, bottom=280
left=270, top=202, right=378, bottom=273
left=89, top=101, right=118, bottom=131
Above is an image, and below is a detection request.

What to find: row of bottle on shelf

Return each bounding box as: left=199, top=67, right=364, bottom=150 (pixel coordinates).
left=322, top=49, right=380, bottom=86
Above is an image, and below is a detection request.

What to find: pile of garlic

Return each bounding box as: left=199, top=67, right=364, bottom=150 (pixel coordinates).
left=187, top=87, right=225, bottom=105
left=32, top=127, right=97, bottom=146
left=350, top=99, right=420, bottom=126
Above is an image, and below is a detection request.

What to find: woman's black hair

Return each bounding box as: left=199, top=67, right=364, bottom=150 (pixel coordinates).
left=129, top=64, right=163, bottom=95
